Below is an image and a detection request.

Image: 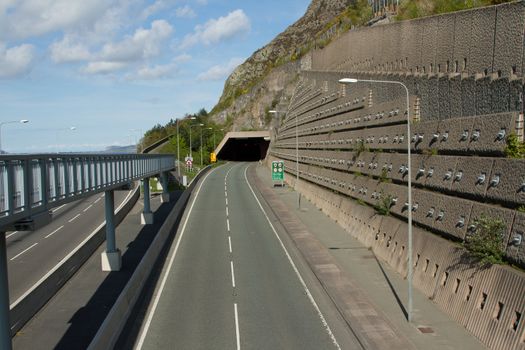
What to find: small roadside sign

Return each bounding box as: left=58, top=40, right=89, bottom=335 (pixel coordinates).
left=210, top=152, right=217, bottom=163
left=271, top=160, right=285, bottom=186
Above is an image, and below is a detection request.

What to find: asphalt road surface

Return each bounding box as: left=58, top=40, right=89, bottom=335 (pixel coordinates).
left=6, top=190, right=132, bottom=304
left=132, top=163, right=360, bottom=350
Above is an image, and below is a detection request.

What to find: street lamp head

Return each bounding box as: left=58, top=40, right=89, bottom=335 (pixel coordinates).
left=199, top=123, right=204, bottom=126
left=268, top=110, right=278, bottom=114
left=70, top=126, right=76, bottom=130
left=338, top=78, right=359, bottom=84
left=189, top=116, right=196, bottom=120
left=20, top=119, right=29, bottom=124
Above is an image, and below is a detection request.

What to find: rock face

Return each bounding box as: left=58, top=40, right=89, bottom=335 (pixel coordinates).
left=213, top=0, right=352, bottom=130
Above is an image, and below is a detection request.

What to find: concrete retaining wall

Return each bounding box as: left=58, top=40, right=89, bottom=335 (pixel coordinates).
left=269, top=154, right=525, bottom=350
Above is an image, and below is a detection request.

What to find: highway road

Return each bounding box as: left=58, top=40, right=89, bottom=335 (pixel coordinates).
left=132, top=163, right=361, bottom=349
left=5, top=189, right=133, bottom=304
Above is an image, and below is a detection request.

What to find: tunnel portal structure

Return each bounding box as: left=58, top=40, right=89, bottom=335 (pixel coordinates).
left=215, top=131, right=270, bottom=161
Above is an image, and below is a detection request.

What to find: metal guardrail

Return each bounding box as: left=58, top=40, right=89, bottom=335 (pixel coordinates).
left=0, top=153, right=174, bottom=230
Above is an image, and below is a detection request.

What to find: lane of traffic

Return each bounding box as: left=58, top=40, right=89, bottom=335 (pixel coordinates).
left=7, top=190, right=132, bottom=302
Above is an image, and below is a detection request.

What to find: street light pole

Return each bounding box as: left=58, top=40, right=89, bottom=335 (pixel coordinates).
left=339, top=77, right=413, bottom=323
left=189, top=123, right=203, bottom=165
left=0, top=120, right=29, bottom=153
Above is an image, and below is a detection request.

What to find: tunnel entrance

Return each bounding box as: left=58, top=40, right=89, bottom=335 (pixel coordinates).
left=215, top=131, right=270, bottom=162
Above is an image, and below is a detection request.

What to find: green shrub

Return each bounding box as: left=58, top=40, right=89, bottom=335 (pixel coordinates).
left=374, top=193, right=394, bottom=216
left=505, top=133, right=525, bottom=158
left=463, top=214, right=506, bottom=265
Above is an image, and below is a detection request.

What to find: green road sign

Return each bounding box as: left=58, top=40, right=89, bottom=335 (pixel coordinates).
left=272, top=160, right=285, bottom=182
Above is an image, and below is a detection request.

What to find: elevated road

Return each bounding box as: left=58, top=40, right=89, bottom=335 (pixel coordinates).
left=131, top=163, right=360, bottom=349
left=6, top=191, right=131, bottom=303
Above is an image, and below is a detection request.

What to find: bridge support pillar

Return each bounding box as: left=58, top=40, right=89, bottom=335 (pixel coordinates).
left=101, top=190, right=121, bottom=271
left=0, top=233, right=12, bottom=350
left=160, top=171, right=170, bottom=203
left=141, top=177, right=153, bottom=225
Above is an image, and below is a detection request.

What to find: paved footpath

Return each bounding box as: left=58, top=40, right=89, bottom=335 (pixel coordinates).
left=252, top=163, right=487, bottom=350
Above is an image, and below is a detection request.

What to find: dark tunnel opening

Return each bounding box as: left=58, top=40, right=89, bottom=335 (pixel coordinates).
left=217, top=138, right=270, bottom=161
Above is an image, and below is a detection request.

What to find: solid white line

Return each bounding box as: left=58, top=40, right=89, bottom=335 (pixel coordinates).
left=234, top=303, right=241, bottom=350
left=68, top=214, right=81, bottom=223
left=135, top=168, right=218, bottom=349
left=10, top=189, right=135, bottom=311
left=226, top=207, right=229, bottom=217
left=227, top=219, right=230, bottom=232
left=94, top=197, right=102, bottom=204
left=228, top=236, right=232, bottom=253
left=230, top=261, right=236, bottom=288
left=83, top=204, right=93, bottom=212
left=6, top=231, right=18, bottom=239
left=243, top=166, right=342, bottom=350
left=10, top=243, right=38, bottom=261
left=51, top=204, right=66, bottom=213
left=45, top=225, right=64, bottom=239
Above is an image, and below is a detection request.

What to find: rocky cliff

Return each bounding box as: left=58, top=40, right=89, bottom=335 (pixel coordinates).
left=211, top=0, right=354, bottom=130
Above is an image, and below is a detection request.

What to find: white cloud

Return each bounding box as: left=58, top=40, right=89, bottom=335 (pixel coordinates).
left=82, top=61, right=127, bottom=75
left=141, top=0, right=168, bottom=20
left=197, top=57, right=244, bottom=81
left=50, top=36, right=92, bottom=63
left=0, top=43, right=35, bottom=78
left=100, top=19, right=173, bottom=62
left=176, top=5, right=196, bottom=18
left=132, top=63, right=177, bottom=80
left=126, top=54, right=191, bottom=80
left=0, top=0, right=111, bottom=40
left=182, top=9, right=250, bottom=48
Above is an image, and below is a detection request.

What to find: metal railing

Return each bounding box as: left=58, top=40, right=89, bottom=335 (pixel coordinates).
left=0, top=153, right=174, bottom=230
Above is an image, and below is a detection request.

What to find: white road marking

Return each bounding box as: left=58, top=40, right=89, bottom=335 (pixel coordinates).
left=10, top=243, right=38, bottom=261
left=243, top=166, right=342, bottom=350
left=94, top=197, right=102, bottom=204
left=234, top=303, right=241, bottom=350
left=83, top=204, right=93, bottom=212
left=226, top=207, right=229, bottom=217
left=225, top=191, right=228, bottom=198
left=68, top=214, right=81, bottom=223
left=230, top=261, right=236, bottom=288
left=45, top=225, right=64, bottom=239
left=228, top=236, right=232, bottom=253
left=227, top=219, right=230, bottom=232
left=51, top=204, right=66, bottom=213
left=6, top=231, right=18, bottom=239
left=226, top=198, right=228, bottom=206
left=135, top=168, right=218, bottom=349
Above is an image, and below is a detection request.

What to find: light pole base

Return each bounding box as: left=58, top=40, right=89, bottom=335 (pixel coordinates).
left=141, top=212, right=154, bottom=225
left=101, top=250, right=121, bottom=271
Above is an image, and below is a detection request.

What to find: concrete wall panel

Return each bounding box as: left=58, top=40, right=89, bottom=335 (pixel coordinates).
left=436, top=14, right=455, bottom=75
left=469, top=112, right=515, bottom=154
left=491, top=78, right=511, bottom=114
left=466, top=6, right=496, bottom=75
left=438, top=76, right=451, bottom=119
left=507, top=212, right=525, bottom=268
left=493, top=1, right=525, bottom=77
left=475, top=76, right=493, bottom=116
left=449, top=75, right=463, bottom=118
left=487, top=158, right=525, bottom=204
left=461, top=77, right=478, bottom=117
left=450, top=157, right=493, bottom=198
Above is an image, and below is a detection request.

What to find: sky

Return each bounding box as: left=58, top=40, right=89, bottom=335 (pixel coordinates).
left=0, top=0, right=310, bottom=153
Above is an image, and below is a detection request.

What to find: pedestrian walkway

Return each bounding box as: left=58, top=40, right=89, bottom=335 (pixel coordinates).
left=252, top=163, right=487, bottom=350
